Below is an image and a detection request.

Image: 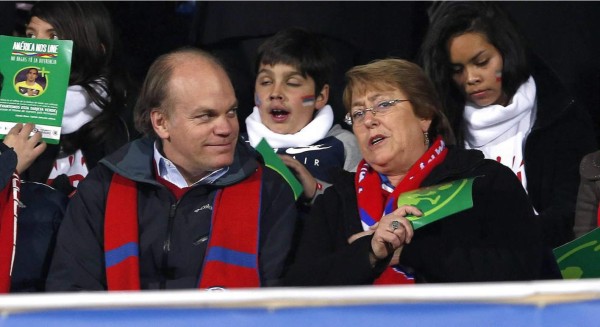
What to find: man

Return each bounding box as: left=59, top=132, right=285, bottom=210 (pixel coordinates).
left=46, top=48, right=298, bottom=290
left=15, top=68, right=44, bottom=96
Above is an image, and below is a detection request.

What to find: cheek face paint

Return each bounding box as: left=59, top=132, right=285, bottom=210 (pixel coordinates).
left=254, top=93, right=262, bottom=107
left=301, top=95, right=315, bottom=107
left=495, top=71, right=502, bottom=82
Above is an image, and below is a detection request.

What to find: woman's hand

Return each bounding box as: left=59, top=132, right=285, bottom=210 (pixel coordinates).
left=3, top=123, right=47, bottom=174
left=370, top=206, right=421, bottom=265
left=348, top=227, right=376, bottom=244
left=279, top=154, right=317, bottom=199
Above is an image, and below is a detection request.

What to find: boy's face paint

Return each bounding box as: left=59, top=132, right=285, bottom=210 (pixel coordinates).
left=254, top=63, right=326, bottom=134
left=254, top=93, right=262, bottom=107
left=495, top=71, right=502, bottom=82
left=301, top=95, right=315, bottom=107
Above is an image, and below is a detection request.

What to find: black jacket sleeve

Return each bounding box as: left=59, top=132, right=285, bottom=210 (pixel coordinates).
left=45, top=166, right=112, bottom=291
left=283, top=175, right=387, bottom=286
left=257, top=168, right=299, bottom=286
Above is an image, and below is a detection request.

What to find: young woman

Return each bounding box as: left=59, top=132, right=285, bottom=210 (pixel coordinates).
left=419, top=1, right=597, bottom=248
left=24, top=1, right=132, bottom=194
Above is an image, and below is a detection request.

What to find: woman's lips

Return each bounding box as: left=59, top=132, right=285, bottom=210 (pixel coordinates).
left=469, top=89, right=488, bottom=99
left=368, top=135, right=386, bottom=147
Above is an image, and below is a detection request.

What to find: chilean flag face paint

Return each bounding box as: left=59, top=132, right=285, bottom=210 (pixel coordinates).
left=495, top=71, right=502, bottom=82
left=301, top=95, right=315, bottom=107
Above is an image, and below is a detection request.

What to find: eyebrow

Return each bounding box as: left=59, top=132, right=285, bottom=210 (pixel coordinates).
left=257, top=68, right=304, bottom=79
left=353, top=93, right=394, bottom=106
left=190, top=100, right=239, bottom=114
left=470, top=50, right=488, bottom=61
left=452, top=49, right=487, bottom=65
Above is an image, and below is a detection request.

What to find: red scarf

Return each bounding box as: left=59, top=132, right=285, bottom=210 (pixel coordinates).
left=104, top=167, right=263, bottom=290
left=0, top=173, right=20, bottom=293
left=355, top=137, right=447, bottom=284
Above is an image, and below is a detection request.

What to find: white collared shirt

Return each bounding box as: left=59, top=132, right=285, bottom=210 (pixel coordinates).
left=153, top=142, right=229, bottom=188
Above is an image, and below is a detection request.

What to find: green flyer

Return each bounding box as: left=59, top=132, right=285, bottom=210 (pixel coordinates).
left=397, top=177, right=476, bottom=230
left=0, top=35, right=73, bottom=144
left=255, top=138, right=303, bottom=200
left=553, top=228, right=600, bottom=279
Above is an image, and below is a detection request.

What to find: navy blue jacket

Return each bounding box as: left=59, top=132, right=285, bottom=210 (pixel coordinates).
left=0, top=142, right=68, bottom=292
left=46, top=137, right=297, bottom=290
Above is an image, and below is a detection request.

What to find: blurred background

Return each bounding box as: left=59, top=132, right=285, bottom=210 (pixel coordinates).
left=1, top=1, right=598, bottom=142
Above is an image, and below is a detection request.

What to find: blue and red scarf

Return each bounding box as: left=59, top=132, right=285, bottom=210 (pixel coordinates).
left=104, top=167, right=263, bottom=290
left=355, top=137, right=447, bottom=284
left=0, top=173, right=20, bottom=293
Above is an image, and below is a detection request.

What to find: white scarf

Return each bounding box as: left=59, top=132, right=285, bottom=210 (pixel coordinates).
left=245, top=104, right=334, bottom=148
left=464, top=76, right=537, bottom=191
left=61, top=81, right=107, bottom=134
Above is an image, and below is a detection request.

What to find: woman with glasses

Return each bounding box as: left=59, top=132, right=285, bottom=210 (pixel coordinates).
left=419, top=2, right=597, bottom=248
left=283, top=59, right=545, bottom=285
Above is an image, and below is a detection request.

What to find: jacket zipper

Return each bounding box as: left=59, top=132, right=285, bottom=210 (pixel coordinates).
left=160, top=203, right=177, bottom=289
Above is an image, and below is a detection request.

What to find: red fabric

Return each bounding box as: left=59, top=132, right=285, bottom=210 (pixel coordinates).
left=0, top=173, right=20, bottom=293
left=104, top=167, right=263, bottom=290
left=155, top=173, right=190, bottom=200
left=199, top=166, right=262, bottom=288
left=355, top=137, right=448, bottom=285
left=374, top=268, right=415, bottom=285
left=105, top=174, right=140, bottom=291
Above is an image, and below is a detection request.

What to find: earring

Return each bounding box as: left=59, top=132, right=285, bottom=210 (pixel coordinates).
left=424, top=132, right=430, bottom=148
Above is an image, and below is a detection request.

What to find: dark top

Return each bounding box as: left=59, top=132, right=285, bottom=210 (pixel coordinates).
left=46, top=137, right=297, bottom=290
left=284, top=148, right=545, bottom=286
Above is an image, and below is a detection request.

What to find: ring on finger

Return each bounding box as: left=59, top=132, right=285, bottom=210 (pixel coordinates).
left=391, top=220, right=400, bottom=231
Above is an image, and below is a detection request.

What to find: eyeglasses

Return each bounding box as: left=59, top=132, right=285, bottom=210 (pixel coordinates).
left=344, top=99, right=410, bottom=126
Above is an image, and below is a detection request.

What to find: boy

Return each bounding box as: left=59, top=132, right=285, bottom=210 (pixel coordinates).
left=245, top=27, right=361, bottom=203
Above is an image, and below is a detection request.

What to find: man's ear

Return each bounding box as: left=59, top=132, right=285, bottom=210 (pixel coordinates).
left=315, top=84, right=330, bottom=110
left=151, top=108, right=170, bottom=140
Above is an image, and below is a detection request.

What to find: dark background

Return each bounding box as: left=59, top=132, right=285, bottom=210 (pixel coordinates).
left=1, top=1, right=599, bottom=143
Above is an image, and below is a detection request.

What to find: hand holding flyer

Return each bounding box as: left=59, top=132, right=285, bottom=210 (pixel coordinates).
left=397, top=177, right=476, bottom=230
left=0, top=36, right=72, bottom=144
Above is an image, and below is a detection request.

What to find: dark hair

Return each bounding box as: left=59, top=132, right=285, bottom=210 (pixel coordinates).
left=134, top=47, right=226, bottom=138
left=28, top=1, right=130, bottom=151
left=343, top=58, right=455, bottom=146
left=255, top=27, right=334, bottom=96
left=419, top=1, right=530, bottom=145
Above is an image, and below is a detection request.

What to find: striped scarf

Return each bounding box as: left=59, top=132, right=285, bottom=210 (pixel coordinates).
left=104, top=167, right=263, bottom=290
left=355, top=137, right=447, bottom=284
left=0, top=173, right=21, bottom=292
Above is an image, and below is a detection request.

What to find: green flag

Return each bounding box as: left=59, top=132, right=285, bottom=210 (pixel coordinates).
left=255, top=138, right=303, bottom=200
left=553, top=228, right=600, bottom=279
left=397, top=177, right=476, bottom=230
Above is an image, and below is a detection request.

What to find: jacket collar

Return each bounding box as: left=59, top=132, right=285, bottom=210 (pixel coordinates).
left=529, top=55, right=575, bottom=132
left=423, top=147, right=485, bottom=186
left=100, top=136, right=259, bottom=187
